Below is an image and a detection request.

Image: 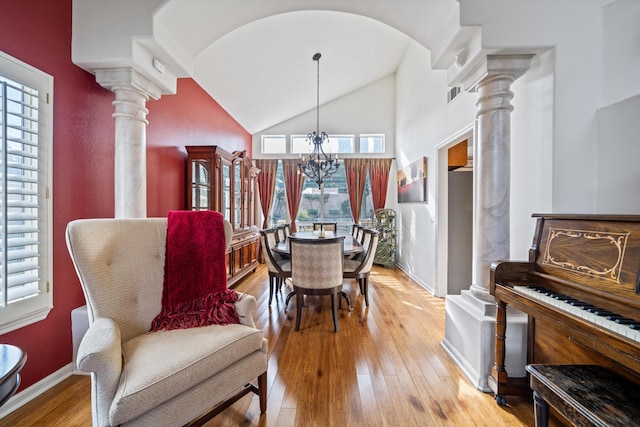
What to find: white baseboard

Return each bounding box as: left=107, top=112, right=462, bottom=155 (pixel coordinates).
left=0, top=362, right=77, bottom=419
left=395, top=263, right=435, bottom=295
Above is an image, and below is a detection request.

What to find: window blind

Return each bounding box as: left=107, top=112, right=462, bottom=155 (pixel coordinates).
left=0, top=78, right=41, bottom=305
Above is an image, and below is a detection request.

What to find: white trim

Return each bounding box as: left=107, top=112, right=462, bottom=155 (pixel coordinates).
left=434, top=124, right=474, bottom=297
left=396, top=263, right=434, bottom=295
left=0, top=363, right=76, bottom=419
left=0, top=50, right=54, bottom=333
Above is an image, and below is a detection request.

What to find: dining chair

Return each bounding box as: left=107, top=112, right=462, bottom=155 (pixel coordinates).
left=260, top=229, right=291, bottom=305
left=283, top=223, right=291, bottom=238
left=351, top=227, right=372, bottom=261
left=313, top=222, right=337, bottom=232
left=275, top=224, right=287, bottom=243
left=343, top=229, right=379, bottom=307
left=289, top=236, right=345, bottom=332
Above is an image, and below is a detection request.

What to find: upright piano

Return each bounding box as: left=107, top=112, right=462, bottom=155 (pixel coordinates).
left=489, top=214, right=640, bottom=406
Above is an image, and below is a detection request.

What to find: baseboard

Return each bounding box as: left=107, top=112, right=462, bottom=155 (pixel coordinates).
left=441, top=337, right=491, bottom=392
left=395, top=263, right=435, bottom=295
left=0, top=362, right=76, bottom=419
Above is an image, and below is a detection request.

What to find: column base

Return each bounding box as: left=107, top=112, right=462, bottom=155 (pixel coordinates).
left=442, top=290, right=527, bottom=392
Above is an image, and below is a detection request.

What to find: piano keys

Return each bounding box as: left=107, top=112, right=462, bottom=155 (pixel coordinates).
left=512, top=285, right=640, bottom=341
left=489, top=214, right=640, bottom=407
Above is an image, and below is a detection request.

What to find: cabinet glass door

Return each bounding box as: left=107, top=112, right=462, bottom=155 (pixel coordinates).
left=233, top=161, right=242, bottom=228
left=191, top=159, right=210, bottom=210
left=249, top=175, right=256, bottom=227
left=222, top=162, right=231, bottom=222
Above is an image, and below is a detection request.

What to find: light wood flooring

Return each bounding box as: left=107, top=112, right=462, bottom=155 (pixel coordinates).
left=0, top=264, right=547, bottom=426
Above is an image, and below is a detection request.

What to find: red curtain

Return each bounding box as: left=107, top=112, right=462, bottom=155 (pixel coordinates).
left=283, top=159, right=305, bottom=232
left=255, top=159, right=278, bottom=229
left=369, top=158, right=392, bottom=210
left=344, top=158, right=368, bottom=223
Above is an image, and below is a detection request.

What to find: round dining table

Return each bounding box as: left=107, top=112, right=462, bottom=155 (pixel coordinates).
left=271, top=231, right=363, bottom=257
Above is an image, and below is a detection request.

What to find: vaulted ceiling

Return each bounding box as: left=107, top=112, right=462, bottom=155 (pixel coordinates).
left=74, top=0, right=470, bottom=134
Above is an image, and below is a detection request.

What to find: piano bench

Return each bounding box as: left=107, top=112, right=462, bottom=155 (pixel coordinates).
left=526, top=364, right=640, bottom=427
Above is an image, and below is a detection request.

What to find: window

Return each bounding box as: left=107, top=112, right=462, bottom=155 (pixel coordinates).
left=359, top=134, right=385, bottom=153
left=291, top=134, right=354, bottom=155
left=261, top=135, right=286, bottom=154
left=267, top=161, right=286, bottom=227
left=0, top=51, right=53, bottom=334
left=290, top=135, right=311, bottom=154
left=296, top=166, right=373, bottom=231
left=266, top=160, right=374, bottom=232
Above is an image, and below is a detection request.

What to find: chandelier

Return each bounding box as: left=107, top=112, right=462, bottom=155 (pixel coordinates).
left=297, top=53, right=339, bottom=188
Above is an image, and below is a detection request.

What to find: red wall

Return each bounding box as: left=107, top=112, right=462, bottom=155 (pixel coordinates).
left=0, top=0, right=251, bottom=392
left=146, top=78, right=252, bottom=216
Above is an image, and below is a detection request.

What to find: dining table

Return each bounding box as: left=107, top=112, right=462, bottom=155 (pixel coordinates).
left=271, top=230, right=364, bottom=257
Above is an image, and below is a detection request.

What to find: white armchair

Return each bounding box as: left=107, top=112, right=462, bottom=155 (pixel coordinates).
left=66, top=218, right=267, bottom=426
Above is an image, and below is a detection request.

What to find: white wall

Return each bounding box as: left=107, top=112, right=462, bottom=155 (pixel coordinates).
left=395, top=41, right=476, bottom=291
left=596, top=94, right=640, bottom=214
left=509, top=49, right=555, bottom=260
left=252, top=75, right=396, bottom=160
left=595, top=0, right=640, bottom=214
left=601, top=0, right=640, bottom=107
left=459, top=0, right=618, bottom=214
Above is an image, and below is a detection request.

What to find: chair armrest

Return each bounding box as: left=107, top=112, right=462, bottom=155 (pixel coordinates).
left=77, top=317, right=123, bottom=378
left=76, top=318, right=124, bottom=426
left=235, top=293, right=257, bottom=328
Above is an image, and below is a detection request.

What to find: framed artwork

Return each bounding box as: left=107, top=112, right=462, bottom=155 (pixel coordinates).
left=397, top=157, right=427, bottom=203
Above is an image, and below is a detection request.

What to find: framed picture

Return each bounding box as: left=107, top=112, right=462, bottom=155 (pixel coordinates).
left=397, top=157, right=427, bottom=203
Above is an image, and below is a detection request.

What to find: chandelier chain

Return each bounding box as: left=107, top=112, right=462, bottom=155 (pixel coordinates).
left=297, top=52, right=340, bottom=188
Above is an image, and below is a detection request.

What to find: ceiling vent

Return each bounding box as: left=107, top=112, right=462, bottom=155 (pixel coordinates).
left=447, top=86, right=461, bottom=104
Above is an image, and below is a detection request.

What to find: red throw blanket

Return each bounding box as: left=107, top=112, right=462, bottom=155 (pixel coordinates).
left=150, top=210, right=239, bottom=331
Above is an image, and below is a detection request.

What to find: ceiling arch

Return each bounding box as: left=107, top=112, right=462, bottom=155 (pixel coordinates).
left=73, top=0, right=468, bottom=133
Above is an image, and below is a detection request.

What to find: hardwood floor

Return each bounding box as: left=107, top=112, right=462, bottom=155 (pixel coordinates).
left=0, top=264, right=545, bottom=426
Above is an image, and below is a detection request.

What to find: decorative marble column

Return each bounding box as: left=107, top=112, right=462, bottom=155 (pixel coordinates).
left=469, top=55, right=534, bottom=301
left=442, top=55, right=533, bottom=392
left=95, top=68, right=161, bottom=218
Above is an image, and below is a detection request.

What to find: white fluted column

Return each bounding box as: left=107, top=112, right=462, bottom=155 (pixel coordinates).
left=465, top=55, right=533, bottom=302
left=96, top=68, right=161, bottom=218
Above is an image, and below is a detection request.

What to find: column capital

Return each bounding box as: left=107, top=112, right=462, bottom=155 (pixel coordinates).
left=95, top=67, right=162, bottom=101
left=460, top=54, right=535, bottom=93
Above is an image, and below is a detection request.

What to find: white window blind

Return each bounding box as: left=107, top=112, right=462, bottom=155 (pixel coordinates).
left=1, top=78, right=41, bottom=304
left=0, top=79, right=38, bottom=306
left=0, top=51, right=53, bottom=334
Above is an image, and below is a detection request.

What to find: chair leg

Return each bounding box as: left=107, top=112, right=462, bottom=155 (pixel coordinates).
left=268, top=276, right=274, bottom=306
left=331, top=293, right=339, bottom=332
left=285, top=291, right=295, bottom=312
left=295, top=292, right=303, bottom=331
left=362, top=277, right=369, bottom=307
left=339, top=291, right=352, bottom=311
left=258, top=371, right=267, bottom=414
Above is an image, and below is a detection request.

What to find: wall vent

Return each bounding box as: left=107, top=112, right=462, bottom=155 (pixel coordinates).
left=447, top=86, right=461, bottom=103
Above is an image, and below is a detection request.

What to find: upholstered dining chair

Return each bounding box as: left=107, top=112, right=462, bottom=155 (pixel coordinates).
left=275, top=224, right=286, bottom=243
left=313, top=222, right=337, bottom=232
left=283, top=223, right=291, bottom=238
left=66, top=218, right=267, bottom=426
left=260, top=228, right=292, bottom=305
left=289, top=236, right=345, bottom=332
left=343, top=229, right=379, bottom=307
left=349, top=226, right=372, bottom=261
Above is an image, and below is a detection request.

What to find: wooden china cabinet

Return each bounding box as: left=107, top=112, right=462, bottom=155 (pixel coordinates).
left=186, top=146, right=260, bottom=287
